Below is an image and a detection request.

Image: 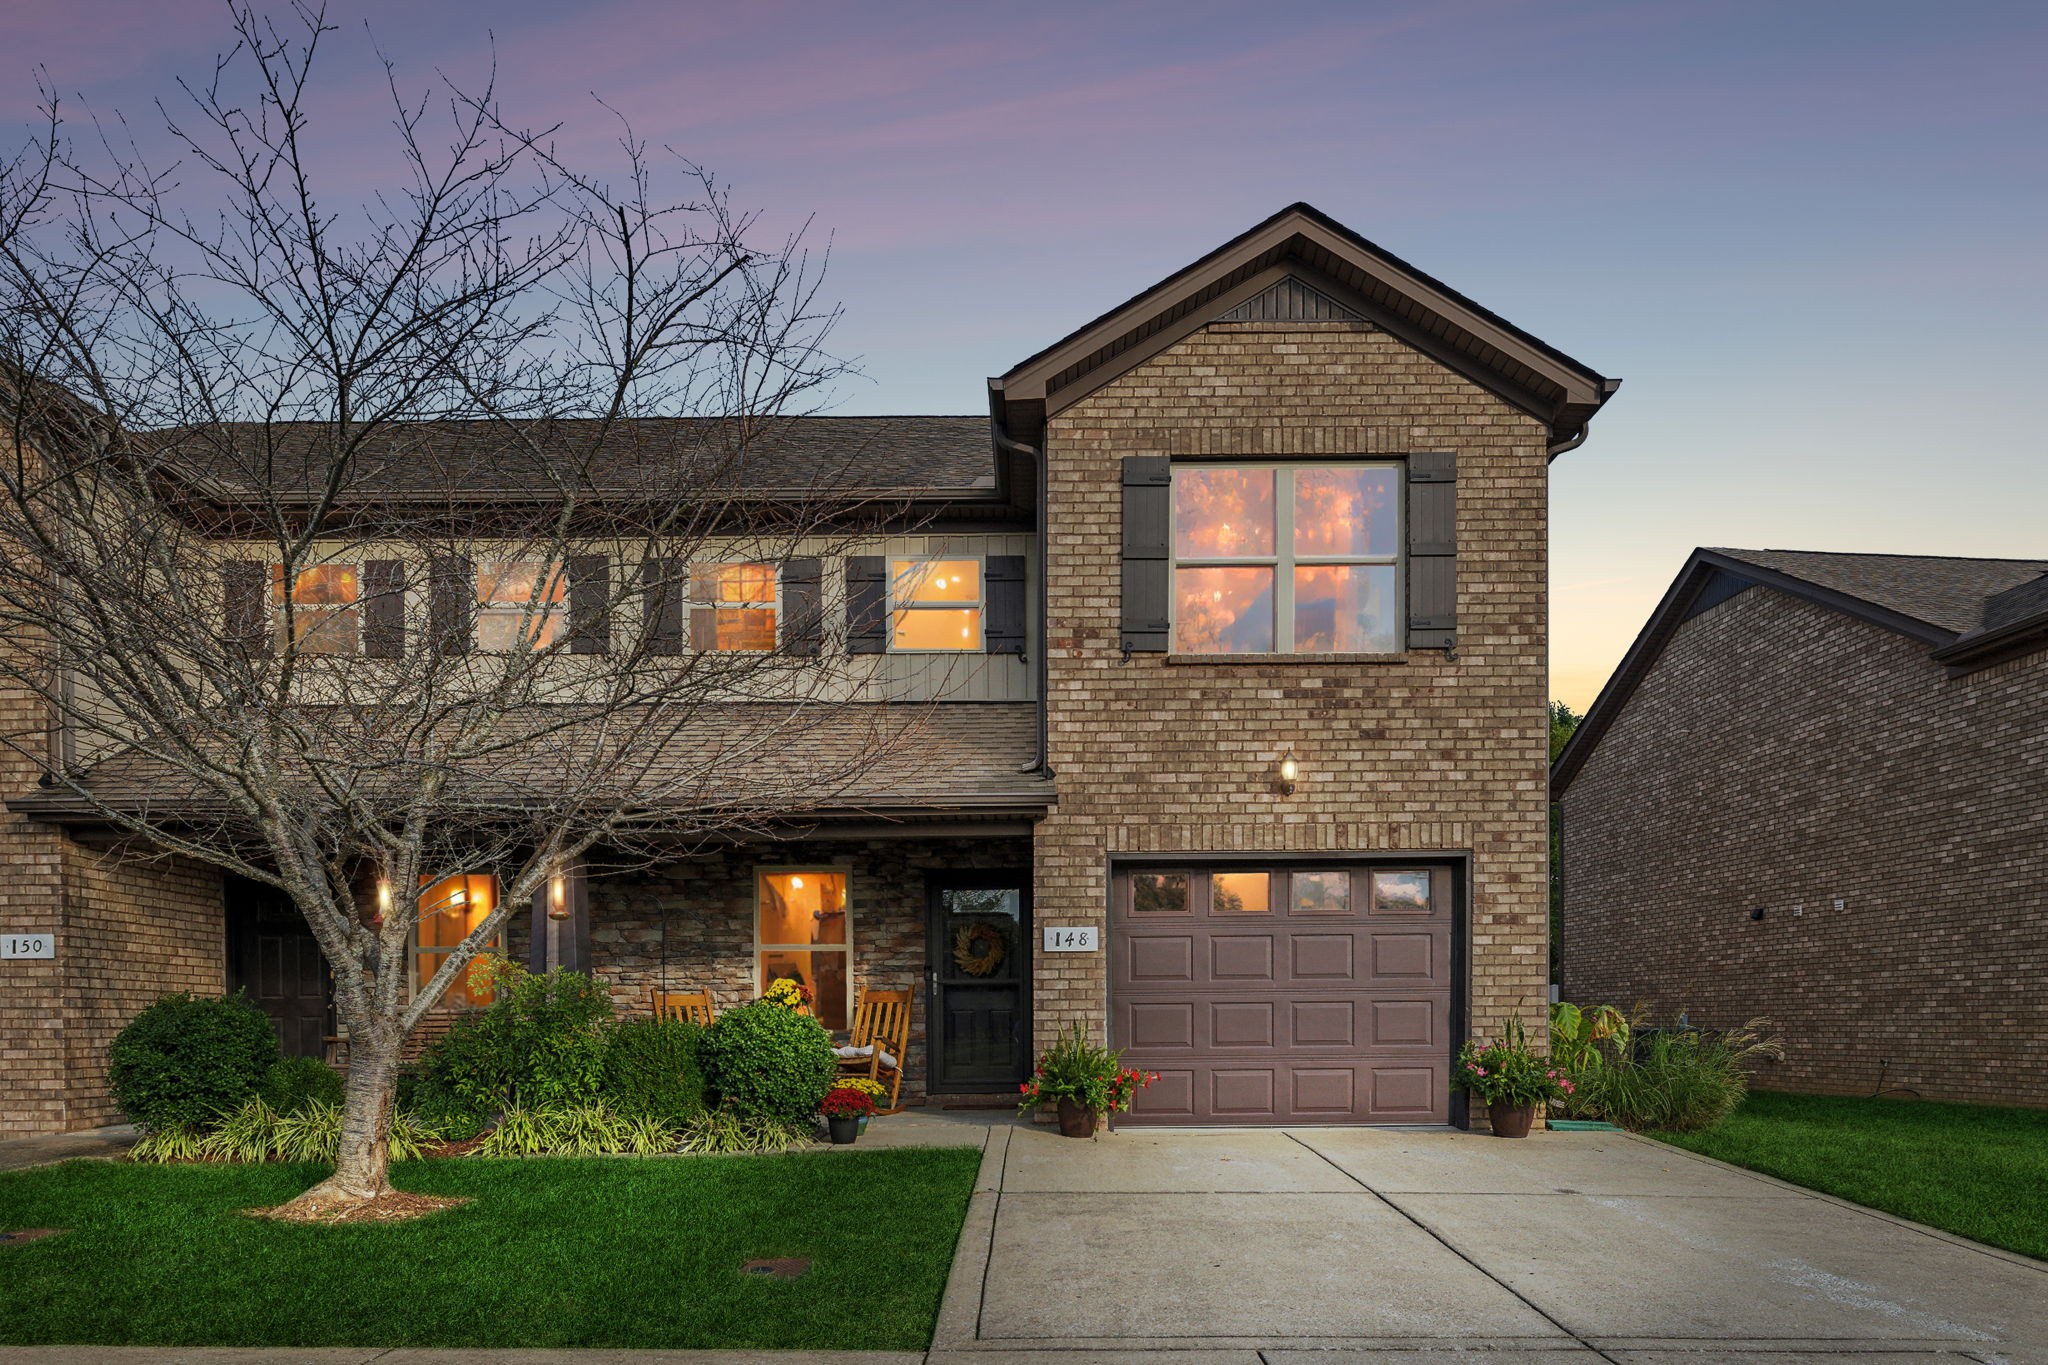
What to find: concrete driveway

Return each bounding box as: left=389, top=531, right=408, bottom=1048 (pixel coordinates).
left=931, top=1123, right=2048, bottom=1363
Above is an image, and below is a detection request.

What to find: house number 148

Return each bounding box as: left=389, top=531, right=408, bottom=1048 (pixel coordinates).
left=1042, top=925, right=1099, bottom=952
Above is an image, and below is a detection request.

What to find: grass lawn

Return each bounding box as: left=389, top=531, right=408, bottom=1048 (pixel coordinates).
left=1652, top=1091, right=2048, bottom=1262
left=0, top=1146, right=982, bottom=1350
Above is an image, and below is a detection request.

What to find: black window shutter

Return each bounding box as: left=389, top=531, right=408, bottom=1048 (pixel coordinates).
left=1406, top=451, right=1457, bottom=651
left=782, top=558, right=823, bottom=656
left=428, top=555, right=474, bottom=656
left=222, top=560, right=270, bottom=655
left=985, top=555, right=1027, bottom=656
left=641, top=558, right=684, bottom=656
left=1120, top=456, right=1171, bottom=652
left=846, top=556, right=887, bottom=654
left=567, top=554, right=610, bottom=655
left=362, top=559, right=405, bottom=659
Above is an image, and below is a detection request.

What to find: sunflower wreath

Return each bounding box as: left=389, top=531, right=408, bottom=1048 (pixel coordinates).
left=951, top=921, right=1006, bottom=977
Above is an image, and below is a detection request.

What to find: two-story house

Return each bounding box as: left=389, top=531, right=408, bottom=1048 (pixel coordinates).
left=1, top=203, right=1618, bottom=1136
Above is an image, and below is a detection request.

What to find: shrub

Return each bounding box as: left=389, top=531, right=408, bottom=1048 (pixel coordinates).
left=108, top=992, right=280, bottom=1131
left=601, top=1017, right=706, bottom=1126
left=259, top=1056, right=345, bottom=1114
left=1587, top=1021, right=1784, bottom=1132
left=475, top=1103, right=677, bottom=1158
left=412, top=960, right=615, bottom=1126
left=677, top=1109, right=813, bottom=1155
left=698, top=999, right=837, bottom=1124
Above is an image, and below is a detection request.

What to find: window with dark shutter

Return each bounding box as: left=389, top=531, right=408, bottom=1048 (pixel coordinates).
left=641, top=558, right=684, bottom=656
left=222, top=560, right=269, bottom=654
left=1121, top=456, right=1171, bottom=652
left=783, top=558, right=823, bottom=656
left=567, top=555, right=610, bottom=655
left=428, top=555, right=474, bottom=656
left=984, top=555, right=1027, bottom=656
left=362, top=560, right=405, bottom=659
left=846, top=556, right=886, bottom=655
left=1405, top=451, right=1457, bottom=652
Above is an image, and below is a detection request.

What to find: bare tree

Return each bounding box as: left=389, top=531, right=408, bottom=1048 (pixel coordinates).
left=0, top=4, right=921, bottom=1215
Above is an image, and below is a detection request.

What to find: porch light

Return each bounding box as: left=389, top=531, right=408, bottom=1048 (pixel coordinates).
left=1277, top=752, right=1299, bottom=797
left=373, top=877, right=391, bottom=926
left=548, top=872, right=570, bottom=922
left=791, top=875, right=804, bottom=890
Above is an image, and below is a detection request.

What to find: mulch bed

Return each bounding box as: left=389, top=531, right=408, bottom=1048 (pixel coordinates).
left=248, top=1191, right=470, bottom=1224
left=0, top=1228, right=68, bottom=1246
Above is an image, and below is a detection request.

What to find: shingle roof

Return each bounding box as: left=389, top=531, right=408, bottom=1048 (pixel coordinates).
left=9, top=702, right=1053, bottom=824
left=145, top=415, right=998, bottom=502
left=1707, top=548, right=2048, bottom=637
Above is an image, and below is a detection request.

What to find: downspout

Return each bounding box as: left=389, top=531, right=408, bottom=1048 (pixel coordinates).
left=1545, top=425, right=1589, bottom=460
left=991, top=420, right=1052, bottom=778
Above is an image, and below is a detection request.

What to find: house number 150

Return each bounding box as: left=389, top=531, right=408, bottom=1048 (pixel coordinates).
left=1042, top=925, right=1099, bottom=952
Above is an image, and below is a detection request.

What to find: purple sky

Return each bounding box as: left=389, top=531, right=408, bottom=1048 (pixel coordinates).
left=9, top=0, right=2044, bottom=706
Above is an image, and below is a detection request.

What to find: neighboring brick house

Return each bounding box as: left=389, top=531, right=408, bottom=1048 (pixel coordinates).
left=1, top=203, right=1619, bottom=1136
left=1553, top=548, right=2048, bottom=1109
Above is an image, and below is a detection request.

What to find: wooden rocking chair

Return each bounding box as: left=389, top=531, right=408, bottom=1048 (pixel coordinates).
left=648, top=986, right=716, bottom=1027
left=834, top=988, right=911, bottom=1114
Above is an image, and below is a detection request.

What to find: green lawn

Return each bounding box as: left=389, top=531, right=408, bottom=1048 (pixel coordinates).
left=0, top=1147, right=982, bottom=1350
left=1652, top=1091, right=2048, bottom=1261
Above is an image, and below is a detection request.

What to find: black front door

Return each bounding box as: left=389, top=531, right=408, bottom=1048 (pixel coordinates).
left=927, top=871, right=1031, bottom=1093
left=225, top=876, right=333, bottom=1059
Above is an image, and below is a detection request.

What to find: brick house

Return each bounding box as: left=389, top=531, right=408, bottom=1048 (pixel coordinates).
left=1, top=203, right=1620, bottom=1136
left=1553, top=548, right=2048, bottom=1108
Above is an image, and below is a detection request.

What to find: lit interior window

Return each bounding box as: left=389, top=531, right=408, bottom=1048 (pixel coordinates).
left=708, top=562, right=778, bottom=651
left=1211, top=871, right=1272, bottom=914
left=272, top=564, right=360, bottom=654
left=414, top=873, right=501, bottom=1007
left=476, top=562, right=566, bottom=651
left=757, top=870, right=851, bottom=1029
left=889, top=558, right=983, bottom=651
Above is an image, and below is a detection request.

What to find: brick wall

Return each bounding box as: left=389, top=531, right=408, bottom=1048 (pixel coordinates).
left=585, top=836, right=1031, bottom=1104
left=1559, top=586, right=2048, bottom=1107
left=1033, top=321, right=1555, bottom=1066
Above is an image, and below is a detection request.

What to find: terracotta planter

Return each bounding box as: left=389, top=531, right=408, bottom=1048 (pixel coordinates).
left=1055, top=1099, right=1100, bottom=1138
left=1487, top=1100, right=1536, bottom=1138
left=826, top=1115, right=860, bottom=1145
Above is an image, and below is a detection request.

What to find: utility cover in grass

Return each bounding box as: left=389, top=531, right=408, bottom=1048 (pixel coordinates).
left=0, top=1147, right=981, bottom=1351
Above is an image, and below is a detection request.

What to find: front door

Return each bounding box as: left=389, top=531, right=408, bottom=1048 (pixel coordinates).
left=225, top=876, right=333, bottom=1059
left=927, top=871, right=1031, bottom=1093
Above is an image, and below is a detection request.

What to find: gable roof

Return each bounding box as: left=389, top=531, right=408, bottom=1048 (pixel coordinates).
left=1552, top=547, right=2048, bottom=795
left=990, top=202, right=1620, bottom=450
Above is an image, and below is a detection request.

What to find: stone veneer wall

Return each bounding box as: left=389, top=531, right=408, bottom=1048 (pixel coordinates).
left=584, top=836, right=1031, bottom=1104
left=1033, top=321, right=1555, bottom=1068
left=1560, top=587, right=2048, bottom=1108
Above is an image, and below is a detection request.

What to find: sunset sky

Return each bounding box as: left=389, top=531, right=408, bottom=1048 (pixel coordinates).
left=6, top=1, right=2042, bottom=709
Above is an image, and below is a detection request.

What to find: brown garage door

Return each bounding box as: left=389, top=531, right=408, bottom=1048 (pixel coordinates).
left=1111, top=864, right=1453, bottom=1125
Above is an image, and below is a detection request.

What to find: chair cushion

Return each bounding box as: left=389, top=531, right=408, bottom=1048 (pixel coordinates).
left=834, top=1044, right=899, bottom=1071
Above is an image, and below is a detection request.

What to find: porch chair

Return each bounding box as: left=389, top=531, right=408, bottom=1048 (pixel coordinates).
left=834, top=987, right=912, bottom=1115
left=648, top=986, right=716, bottom=1027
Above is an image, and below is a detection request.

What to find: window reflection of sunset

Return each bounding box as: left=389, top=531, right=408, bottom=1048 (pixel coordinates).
left=1294, top=564, right=1397, bottom=653
left=1173, top=565, right=1273, bottom=653
left=1174, top=468, right=1274, bottom=558
left=1294, top=468, right=1396, bottom=556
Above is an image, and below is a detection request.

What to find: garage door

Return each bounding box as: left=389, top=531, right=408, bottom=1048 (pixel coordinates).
left=1110, top=864, right=1453, bottom=1125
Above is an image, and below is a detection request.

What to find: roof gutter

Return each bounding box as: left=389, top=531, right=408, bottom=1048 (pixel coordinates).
left=990, top=392, right=1053, bottom=778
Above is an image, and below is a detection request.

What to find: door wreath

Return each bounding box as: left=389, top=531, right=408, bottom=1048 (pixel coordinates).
left=951, top=921, right=1006, bottom=977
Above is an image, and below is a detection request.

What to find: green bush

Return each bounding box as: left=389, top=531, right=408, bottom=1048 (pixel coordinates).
left=677, top=1109, right=813, bottom=1154
left=412, top=962, right=615, bottom=1127
left=107, top=992, right=280, bottom=1131
left=476, top=1104, right=678, bottom=1158
left=1555, top=1007, right=1785, bottom=1132
left=601, top=1018, right=706, bottom=1126
left=259, top=1056, right=345, bottom=1114
left=698, top=999, right=837, bottom=1124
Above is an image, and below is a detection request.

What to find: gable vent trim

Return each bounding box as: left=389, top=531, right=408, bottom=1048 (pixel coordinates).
left=1217, top=276, right=1365, bottom=323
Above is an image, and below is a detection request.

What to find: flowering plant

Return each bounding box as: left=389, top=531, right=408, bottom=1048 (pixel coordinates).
left=834, top=1076, right=887, bottom=1101
left=1017, top=1023, right=1159, bottom=1116
left=761, top=978, right=814, bottom=1013
left=1456, top=1017, right=1573, bottom=1106
left=820, top=1086, right=876, bottom=1119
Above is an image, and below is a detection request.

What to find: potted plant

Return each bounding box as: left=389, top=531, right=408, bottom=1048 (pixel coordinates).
left=820, top=1086, right=874, bottom=1144
left=1456, top=1018, right=1572, bottom=1138
left=1017, top=1024, right=1159, bottom=1138
left=834, top=1076, right=887, bottom=1133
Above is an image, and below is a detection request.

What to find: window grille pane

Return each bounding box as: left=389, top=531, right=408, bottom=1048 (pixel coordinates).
left=1174, top=467, right=1274, bottom=558
left=891, top=558, right=981, bottom=604
left=758, top=871, right=848, bottom=946
left=715, top=608, right=777, bottom=651
left=1174, top=566, right=1274, bottom=653
left=891, top=607, right=982, bottom=650
left=1294, top=564, right=1398, bottom=653
left=1294, top=467, right=1398, bottom=557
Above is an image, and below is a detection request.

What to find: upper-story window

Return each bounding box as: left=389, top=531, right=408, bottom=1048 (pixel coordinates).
left=1171, top=464, right=1400, bottom=654
left=698, top=562, right=778, bottom=651
left=890, top=557, right=983, bottom=651
left=476, top=561, right=566, bottom=651
left=274, top=565, right=360, bottom=654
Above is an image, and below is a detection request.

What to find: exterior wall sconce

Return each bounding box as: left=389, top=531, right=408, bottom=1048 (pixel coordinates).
left=1277, top=752, right=1300, bottom=797
left=372, top=877, right=392, bottom=927
left=548, top=872, right=570, bottom=921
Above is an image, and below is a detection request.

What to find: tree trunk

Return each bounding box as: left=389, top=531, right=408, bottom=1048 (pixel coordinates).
left=275, top=1026, right=401, bottom=1217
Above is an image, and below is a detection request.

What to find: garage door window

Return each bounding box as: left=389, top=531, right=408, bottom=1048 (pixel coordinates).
left=1211, top=871, right=1271, bottom=914
left=1372, top=870, right=1433, bottom=914
left=1131, top=871, right=1189, bottom=914
left=1291, top=870, right=1351, bottom=915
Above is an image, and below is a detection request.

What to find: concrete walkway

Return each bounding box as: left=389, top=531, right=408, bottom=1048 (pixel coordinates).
left=0, top=1124, right=136, bottom=1172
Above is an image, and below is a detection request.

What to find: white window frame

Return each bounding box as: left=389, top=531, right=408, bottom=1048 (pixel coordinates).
left=753, top=866, right=856, bottom=1029
left=702, top=561, right=783, bottom=652
left=1168, top=461, right=1403, bottom=655
left=886, top=554, right=986, bottom=654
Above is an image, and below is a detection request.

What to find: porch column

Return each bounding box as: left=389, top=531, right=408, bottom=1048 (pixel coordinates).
left=528, top=859, right=591, bottom=975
